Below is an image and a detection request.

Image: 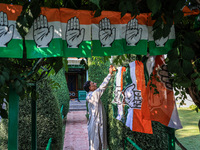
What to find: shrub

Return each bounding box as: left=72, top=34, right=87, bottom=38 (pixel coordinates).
left=0, top=77, right=63, bottom=150
left=50, top=68, right=70, bottom=117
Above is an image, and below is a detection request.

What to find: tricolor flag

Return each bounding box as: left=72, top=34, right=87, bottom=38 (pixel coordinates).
left=112, top=67, right=126, bottom=121
left=182, top=6, right=200, bottom=16
left=25, top=7, right=63, bottom=58
left=124, top=61, right=152, bottom=134
left=121, top=13, right=148, bottom=55
left=60, top=8, right=92, bottom=58
left=92, top=11, right=124, bottom=56
left=112, top=62, right=152, bottom=134
left=145, top=55, right=182, bottom=129
left=148, top=14, right=175, bottom=56
left=0, top=3, right=23, bottom=58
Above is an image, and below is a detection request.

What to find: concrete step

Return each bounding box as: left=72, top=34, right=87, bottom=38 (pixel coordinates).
left=69, top=100, right=87, bottom=111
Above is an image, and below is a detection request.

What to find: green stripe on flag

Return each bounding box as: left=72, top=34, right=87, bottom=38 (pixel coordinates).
left=149, top=39, right=174, bottom=56
left=92, top=39, right=124, bottom=56
left=26, top=38, right=63, bottom=58
left=123, top=39, right=148, bottom=55
left=63, top=41, right=91, bottom=57
left=0, top=39, right=23, bottom=58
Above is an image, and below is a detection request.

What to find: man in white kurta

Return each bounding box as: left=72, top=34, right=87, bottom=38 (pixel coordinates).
left=84, top=65, right=113, bottom=150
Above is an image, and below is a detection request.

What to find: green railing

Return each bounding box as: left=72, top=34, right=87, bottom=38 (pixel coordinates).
left=46, top=138, right=52, bottom=150
left=125, top=137, right=142, bottom=150
left=60, top=105, right=64, bottom=120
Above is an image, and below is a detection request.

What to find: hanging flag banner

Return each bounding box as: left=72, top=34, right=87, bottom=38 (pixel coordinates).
left=25, top=7, right=63, bottom=59
left=121, top=13, right=148, bottom=55
left=182, top=6, right=200, bottom=16
left=92, top=11, right=124, bottom=56
left=60, top=8, right=92, bottom=58
left=112, top=61, right=153, bottom=134
left=148, top=14, right=175, bottom=56
left=145, top=55, right=182, bottom=129
left=0, top=3, right=23, bottom=58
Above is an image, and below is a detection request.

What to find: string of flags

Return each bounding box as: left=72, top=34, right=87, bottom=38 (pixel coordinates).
left=0, top=3, right=199, bottom=58
left=112, top=55, right=182, bottom=134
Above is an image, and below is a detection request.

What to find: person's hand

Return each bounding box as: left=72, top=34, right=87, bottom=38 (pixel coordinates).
left=33, top=15, right=54, bottom=48
left=0, top=11, right=14, bottom=47
left=66, top=17, right=85, bottom=48
left=125, top=18, right=142, bottom=46
left=99, top=17, right=116, bottom=47
left=109, top=65, right=114, bottom=75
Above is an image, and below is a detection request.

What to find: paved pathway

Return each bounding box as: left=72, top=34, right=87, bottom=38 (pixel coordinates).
left=63, top=111, right=89, bottom=150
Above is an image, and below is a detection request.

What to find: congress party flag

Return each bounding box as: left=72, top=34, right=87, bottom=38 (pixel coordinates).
left=148, top=15, right=175, bottom=56
left=112, top=67, right=126, bottom=121
left=92, top=11, right=124, bottom=56
left=0, top=3, right=23, bottom=58
left=112, top=62, right=152, bottom=134
left=60, top=8, right=92, bottom=58
left=146, top=55, right=182, bottom=129
left=124, top=61, right=152, bottom=134
left=121, top=13, right=148, bottom=55
left=25, top=7, right=63, bottom=58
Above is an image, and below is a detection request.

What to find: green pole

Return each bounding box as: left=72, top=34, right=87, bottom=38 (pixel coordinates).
left=168, top=127, right=175, bottom=150
left=8, top=86, right=19, bottom=150
left=31, top=84, right=37, bottom=150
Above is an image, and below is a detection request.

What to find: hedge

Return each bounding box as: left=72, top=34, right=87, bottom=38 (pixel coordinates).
left=50, top=68, right=70, bottom=117
left=88, top=57, right=169, bottom=150
left=0, top=77, right=63, bottom=150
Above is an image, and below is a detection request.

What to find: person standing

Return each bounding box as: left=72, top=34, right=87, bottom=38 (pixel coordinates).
left=83, top=65, right=113, bottom=150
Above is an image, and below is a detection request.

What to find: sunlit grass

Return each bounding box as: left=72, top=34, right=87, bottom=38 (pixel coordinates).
left=175, top=107, right=200, bottom=150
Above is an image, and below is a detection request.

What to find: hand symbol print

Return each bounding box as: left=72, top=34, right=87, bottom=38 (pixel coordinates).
left=0, top=12, right=14, bottom=47
left=125, top=18, right=142, bottom=46
left=155, top=36, right=169, bottom=47
left=66, top=17, right=85, bottom=48
left=99, top=17, right=116, bottom=47
left=33, top=15, right=54, bottom=48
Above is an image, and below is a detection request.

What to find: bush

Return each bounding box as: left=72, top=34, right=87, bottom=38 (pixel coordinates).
left=0, top=119, right=8, bottom=150
left=0, top=77, right=63, bottom=150
left=50, top=68, right=70, bottom=117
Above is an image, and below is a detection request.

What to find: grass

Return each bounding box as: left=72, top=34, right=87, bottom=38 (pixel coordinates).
left=175, top=107, right=200, bottom=150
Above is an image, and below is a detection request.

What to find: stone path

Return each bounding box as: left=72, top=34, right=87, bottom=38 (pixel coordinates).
left=63, top=111, right=89, bottom=150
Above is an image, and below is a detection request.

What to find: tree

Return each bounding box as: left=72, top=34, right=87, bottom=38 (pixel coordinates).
left=0, top=0, right=200, bottom=115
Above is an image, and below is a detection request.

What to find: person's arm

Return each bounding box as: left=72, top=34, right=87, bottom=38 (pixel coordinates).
left=93, top=65, right=113, bottom=98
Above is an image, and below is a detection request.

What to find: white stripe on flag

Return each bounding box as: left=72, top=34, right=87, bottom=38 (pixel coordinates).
left=92, top=24, right=148, bottom=40
left=8, top=21, right=22, bottom=39
left=168, top=104, right=183, bottom=129
left=129, top=61, right=137, bottom=86
left=25, top=21, right=62, bottom=40
left=61, top=23, right=91, bottom=41
left=116, top=104, right=123, bottom=121
left=148, top=25, right=175, bottom=41
left=126, top=108, right=133, bottom=130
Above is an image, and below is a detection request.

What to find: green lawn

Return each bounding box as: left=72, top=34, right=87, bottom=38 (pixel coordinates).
left=175, top=107, right=200, bottom=150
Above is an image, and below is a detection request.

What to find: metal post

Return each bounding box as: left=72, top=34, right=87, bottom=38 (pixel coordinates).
left=31, top=84, right=37, bottom=150
left=168, top=127, right=175, bottom=150
left=8, top=86, right=19, bottom=150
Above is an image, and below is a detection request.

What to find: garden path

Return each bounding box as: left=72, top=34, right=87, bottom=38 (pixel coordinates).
left=63, top=111, right=89, bottom=150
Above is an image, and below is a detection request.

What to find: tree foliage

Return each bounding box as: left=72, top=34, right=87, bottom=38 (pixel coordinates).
left=0, top=0, right=200, bottom=118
